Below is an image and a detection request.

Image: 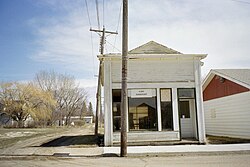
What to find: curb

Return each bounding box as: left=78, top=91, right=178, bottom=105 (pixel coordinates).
left=103, top=144, right=250, bottom=155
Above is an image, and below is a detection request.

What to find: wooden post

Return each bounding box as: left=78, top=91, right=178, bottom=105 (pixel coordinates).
left=120, top=0, right=128, bottom=157
left=94, top=62, right=101, bottom=135
left=90, top=27, right=117, bottom=136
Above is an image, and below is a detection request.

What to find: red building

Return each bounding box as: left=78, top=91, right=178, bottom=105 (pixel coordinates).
left=202, top=69, right=250, bottom=139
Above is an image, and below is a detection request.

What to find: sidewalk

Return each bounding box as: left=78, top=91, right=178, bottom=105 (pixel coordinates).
left=0, top=147, right=104, bottom=157
left=103, top=144, right=250, bottom=155
left=1, top=144, right=250, bottom=157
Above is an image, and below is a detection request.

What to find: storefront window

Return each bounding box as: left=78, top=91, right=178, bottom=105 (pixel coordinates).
left=112, top=89, right=121, bottom=132
left=128, top=89, right=157, bottom=131
left=160, top=89, right=173, bottom=130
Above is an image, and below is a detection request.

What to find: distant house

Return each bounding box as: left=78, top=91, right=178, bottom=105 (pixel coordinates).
left=83, top=116, right=93, bottom=124
left=0, top=103, right=12, bottom=126
left=99, top=41, right=207, bottom=146
left=63, top=116, right=93, bottom=126
left=203, top=69, right=250, bottom=139
left=0, top=112, right=12, bottom=126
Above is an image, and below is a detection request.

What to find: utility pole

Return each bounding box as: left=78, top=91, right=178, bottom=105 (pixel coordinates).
left=120, top=0, right=128, bottom=157
left=90, top=27, right=117, bottom=136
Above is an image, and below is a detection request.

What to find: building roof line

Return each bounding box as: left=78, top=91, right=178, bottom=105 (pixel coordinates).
left=128, top=41, right=182, bottom=54
left=202, top=69, right=250, bottom=90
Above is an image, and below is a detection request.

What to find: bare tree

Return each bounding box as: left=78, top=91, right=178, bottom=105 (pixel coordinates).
left=0, top=82, right=56, bottom=127
left=34, top=71, right=88, bottom=126
left=87, top=102, right=94, bottom=116
left=80, top=101, right=88, bottom=118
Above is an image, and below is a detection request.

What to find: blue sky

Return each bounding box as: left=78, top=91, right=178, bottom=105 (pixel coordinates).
left=1, top=0, right=250, bottom=104
left=0, top=0, right=97, bottom=82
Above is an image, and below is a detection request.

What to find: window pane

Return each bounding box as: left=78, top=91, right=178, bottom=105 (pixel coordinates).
left=179, top=101, right=190, bottom=118
left=178, top=89, right=195, bottom=98
left=128, top=97, right=157, bottom=131
left=160, top=89, right=173, bottom=130
left=161, top=89, right=171, bottom=102
left=112, top=90, right=121, bottom=132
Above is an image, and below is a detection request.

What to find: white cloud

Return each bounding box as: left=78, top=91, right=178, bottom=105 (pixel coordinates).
left=76, top=77, right=98, bottom=113
left=77, top=78, right=97, bottom=88
left=29, top=1, right=101, bottom=76
left=126, top=0, right=250, bottom=76
left=28, top=0, right=250, bottom=103
left=31, top=21, right=98, bottom=72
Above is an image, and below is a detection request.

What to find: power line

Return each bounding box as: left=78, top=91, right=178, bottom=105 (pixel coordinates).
left=102, top=0, right=105, bottom=50
left=231, top=0, right=250, bottom=4
left=106, top=40, right=121, bottom=52
left=113, top=1, right=122, bottom=52
left=84, top=0, right=92, bottom=28
left=95, top=0, right=101, bottom=29
left=103, top=0, right=105, bottom=27
left=84, top=0, right=97, bottom=76
left=116, top=1, right=123, bottom=33
left=90, top=32, right=96, bottom=77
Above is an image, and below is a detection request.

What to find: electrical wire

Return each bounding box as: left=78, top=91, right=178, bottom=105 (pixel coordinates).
left=95, top=0, right=101, bottom=29
left=103, top=0, right=105, bottom=27
left=90, top=32, right=96, bottom=77
left=85, top=0, right=97, bottom=76
left=116, top=1, right=122, bottom=34
left=102, top=0, right=105, bottom=52
left=106, top=40, right=121, bottom=52
left=84, top=0, right=92, bottom=28
left=113, top=1, right=122, bottom=52
left=231, top=0, right=250, bottom=4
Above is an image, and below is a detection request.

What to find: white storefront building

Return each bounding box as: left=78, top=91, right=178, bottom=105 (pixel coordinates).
left=99, top=41, right=207, bottom=146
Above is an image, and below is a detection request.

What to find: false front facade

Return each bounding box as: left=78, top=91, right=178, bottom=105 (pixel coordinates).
left=99, top=41, right=207, bottom=146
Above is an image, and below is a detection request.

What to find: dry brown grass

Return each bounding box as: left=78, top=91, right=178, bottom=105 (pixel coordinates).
left=0, top=127, right=66, bottom=149
left=207, top=135, right=250, bottom=144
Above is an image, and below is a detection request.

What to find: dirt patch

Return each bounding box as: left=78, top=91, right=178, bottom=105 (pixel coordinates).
left=0, top=128, right=66, bottom=149
left=207, top=135, right=250, bottom=144
left=1, top=131, right=36, bottom=138
left=0, top=124, right=100, bottom=154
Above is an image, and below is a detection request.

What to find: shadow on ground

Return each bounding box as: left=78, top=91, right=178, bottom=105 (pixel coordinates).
left=40, top=135, right=104, bottom=147
left=207, top=135, right=250, bottom=144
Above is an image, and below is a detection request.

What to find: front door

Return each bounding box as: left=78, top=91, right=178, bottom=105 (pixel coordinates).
left=179, top=100, right=196, bottom=138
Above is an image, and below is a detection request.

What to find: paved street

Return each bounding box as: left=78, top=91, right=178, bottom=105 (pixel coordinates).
left=1, top=124, right=250, bottom=166
left=1, top=152, right=250, bottom=167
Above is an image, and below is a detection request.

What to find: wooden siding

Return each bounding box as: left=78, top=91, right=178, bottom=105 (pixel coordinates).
left=111, top=60, right=194, bottom=83
left=203, top=75, right=250, bottom=101
left=204, top=91, right=250, bottom=139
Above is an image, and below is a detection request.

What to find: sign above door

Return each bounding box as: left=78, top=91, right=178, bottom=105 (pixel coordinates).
left=129, top=89, right=156, bottom=98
